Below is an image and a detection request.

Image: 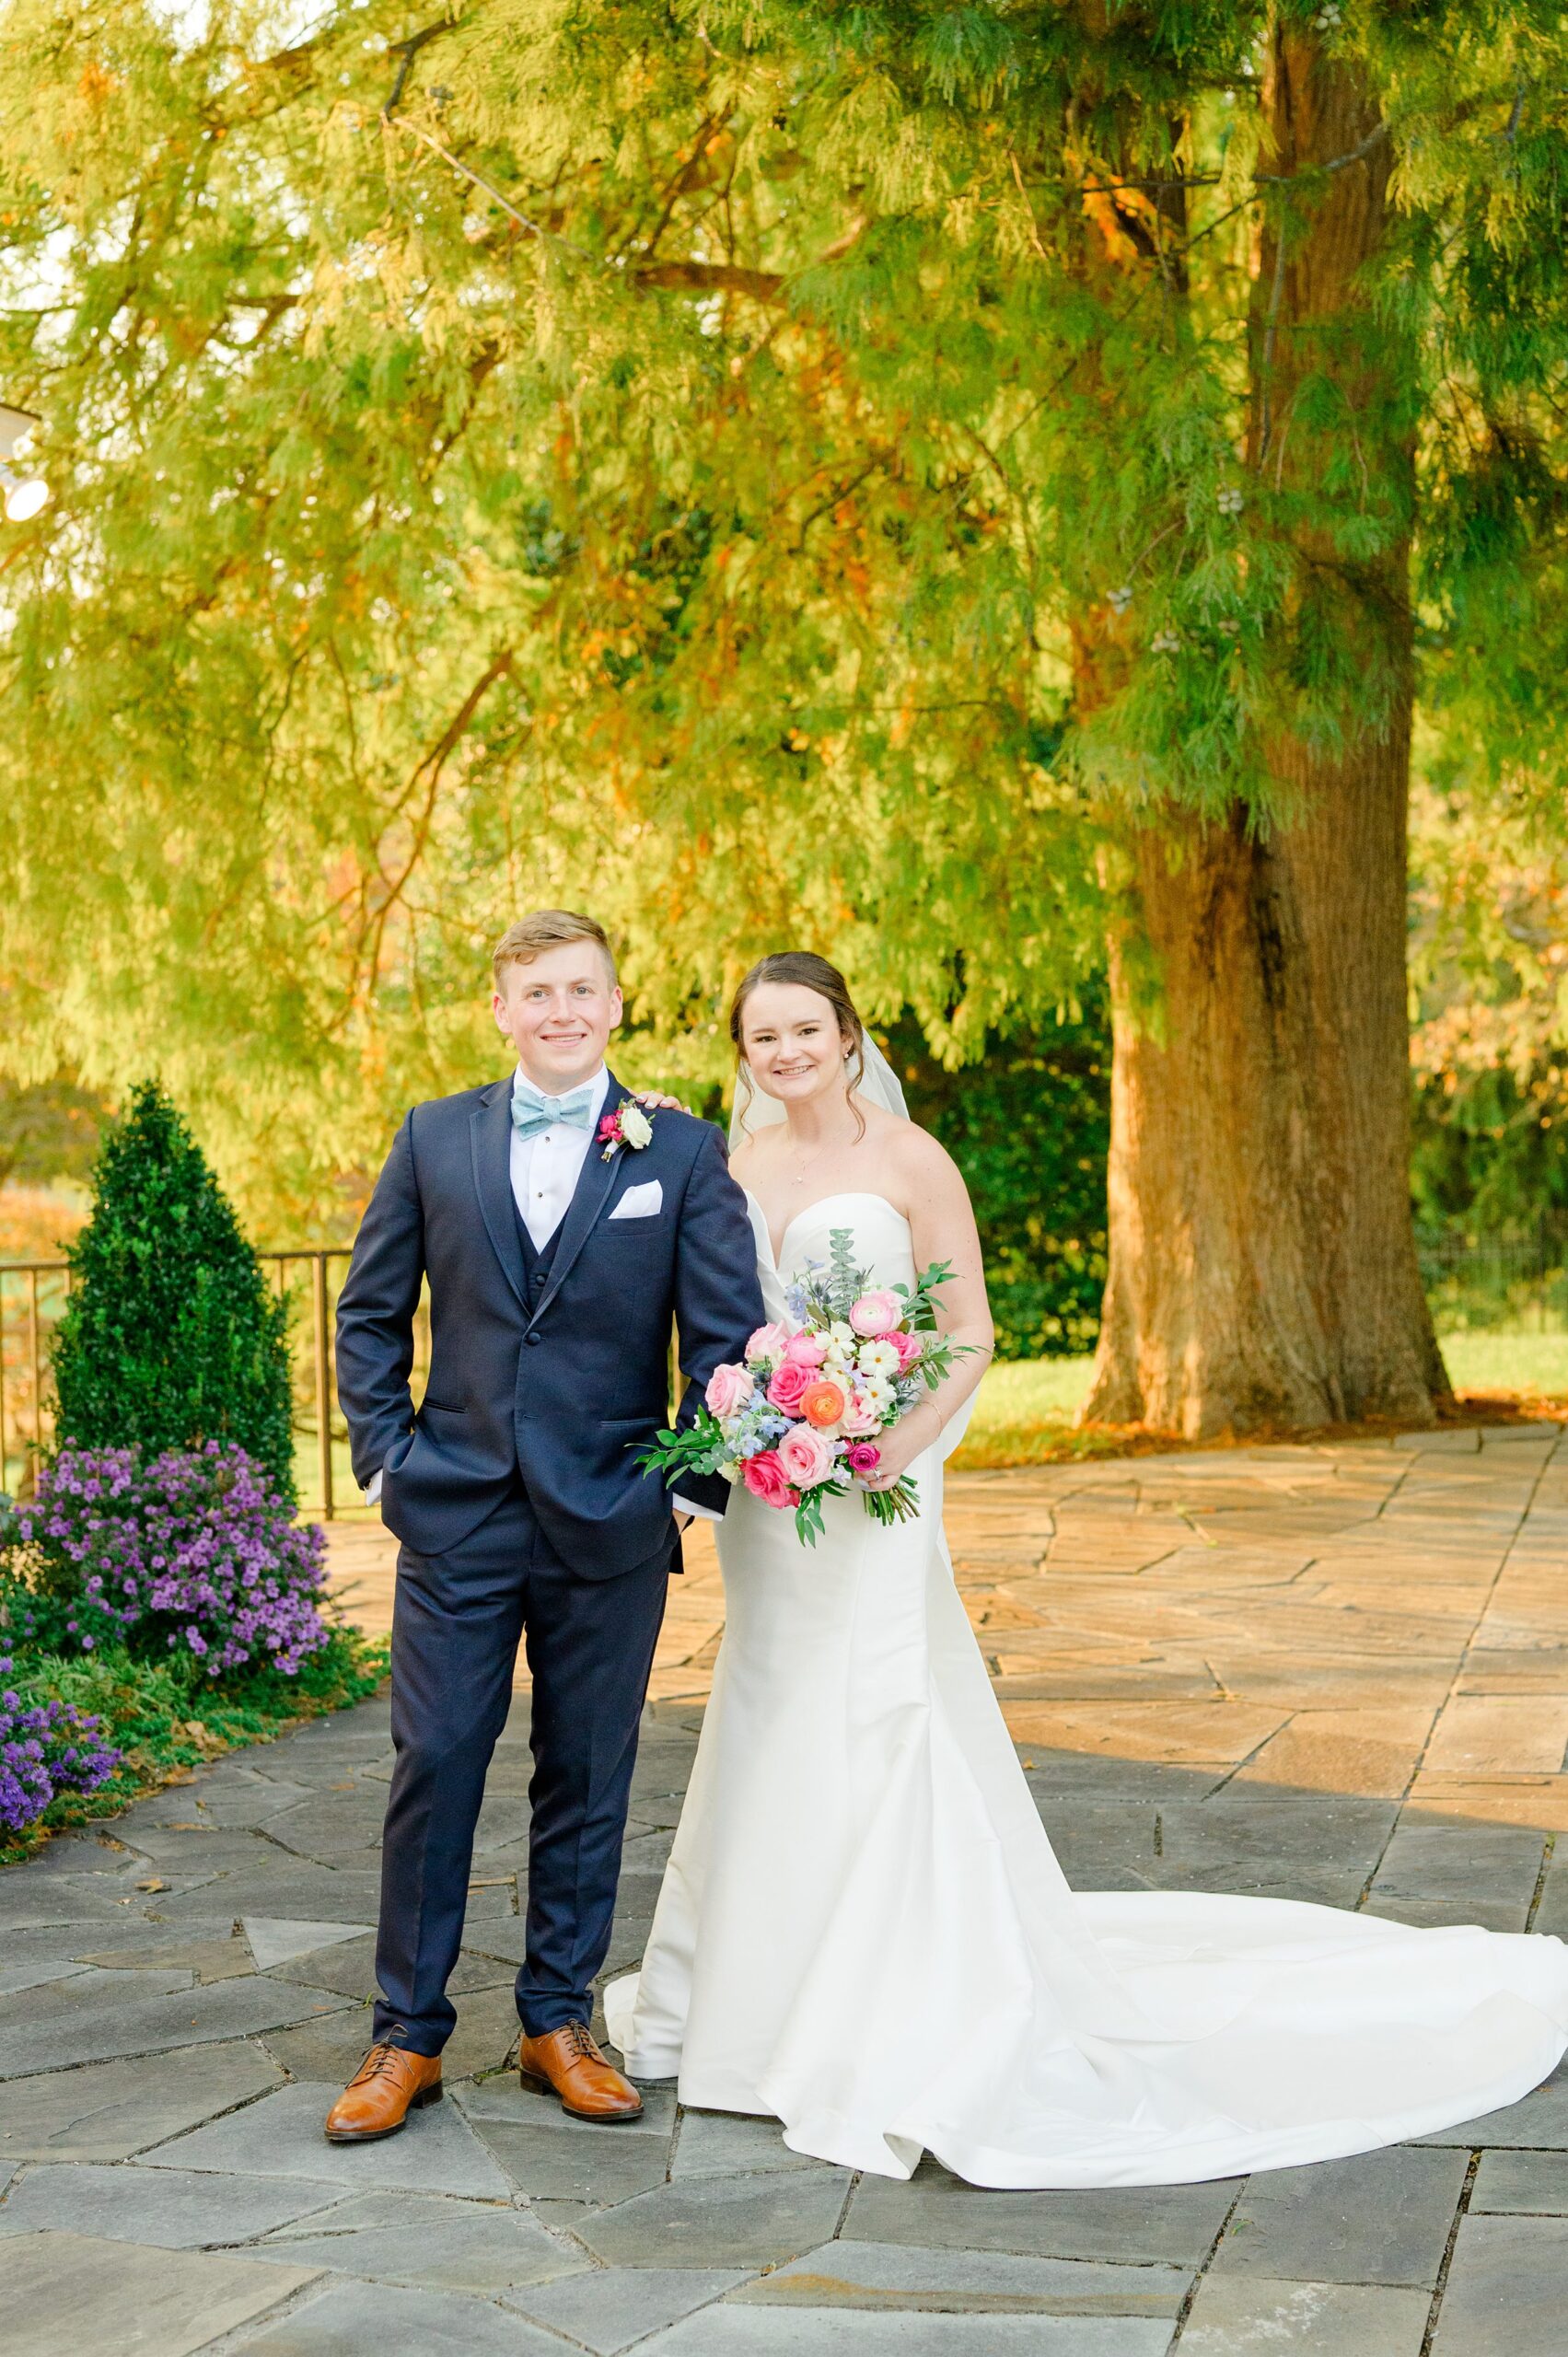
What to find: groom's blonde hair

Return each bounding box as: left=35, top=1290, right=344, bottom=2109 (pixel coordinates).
left=493, top=910, right=618, bottom=988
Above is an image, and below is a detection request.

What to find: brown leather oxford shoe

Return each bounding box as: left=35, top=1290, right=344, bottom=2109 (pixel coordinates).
left=324, top=2039, right=444, bottom=2142
left=518, top=2022, right=645, bottom=2121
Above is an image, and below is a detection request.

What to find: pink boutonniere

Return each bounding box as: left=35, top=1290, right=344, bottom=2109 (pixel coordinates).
left=598, top=1098, right=655, bottom=1162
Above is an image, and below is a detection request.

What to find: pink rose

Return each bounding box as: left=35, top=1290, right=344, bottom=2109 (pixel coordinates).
left=777, top=1425, right=837, bottom=1490
left=841, top=1389, right=884, bottom=1436
left=766, top=1359, right=814, bottom=1412
left=741, top=1449, right=796, bottom=1510
left=784, top=1330, right=830, bottom=1367
left=845, top=1441, right=881, bottom=1474
left=850, top=1290, right=901, bottom=1337
left=744, top=1320, right=791, bottom=1366
left=704, top=1362, right=754, bottom=1418
left=889, top=1328, right=924, bottom=1374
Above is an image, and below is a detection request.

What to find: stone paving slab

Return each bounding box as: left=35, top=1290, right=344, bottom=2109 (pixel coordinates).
left=0, top=2228, right=319, bottom=2357
left=470, top=2115, right=677, bottom=2206
left=260, top=1976, right=522, bottom=2088
left=1, top=1431, right=1566, bottom=2352
left=254, top=2188, right=587, bottom=2293
left=0, top=2160, right=346, bottom=2249
left=1413, top=2061, right=1568, bottom=2147
left=0, top=2040, right=285, bottom=2163
left=243, top=1919, right=373, bottom=1972
left=670, top=2107, right=830, bottom=2177
left=265, top=1931, right=509, bottom=2005
left=1207, top=2145, right=1469, bottom=2287
left=1429, top=2212, right=1568, bottom=2354
left=844, top=2165, right=1241, bottom=2264
left=237, top=2277, right=576, bottom=2354
left=0, top=1972, right=351, bottom=2080
left=0, top=1957, right=91, bottom=1997
left=1470, top=2147, right=1568, bottom=2212
left=638, top=2311, right=1174, bottom=2352
left=456, top=2073, right=680, bottom=2141
left=151, top=2080, right=514, bottom=2200
left=505, top=2265, right=751, bottom=2352
left=1179, top=2273, right=1431, bottom=2354
left=575, top=2168, right=855, bottom=2269
left=734, top=2236, right=1191, bottom=2316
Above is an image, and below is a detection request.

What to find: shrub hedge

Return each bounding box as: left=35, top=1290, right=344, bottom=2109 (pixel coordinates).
left=52, top=1079, right=296, bottom=1498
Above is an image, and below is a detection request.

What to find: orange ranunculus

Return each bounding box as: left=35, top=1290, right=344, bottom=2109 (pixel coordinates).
left=798, top=1378, right=847, bottom=1431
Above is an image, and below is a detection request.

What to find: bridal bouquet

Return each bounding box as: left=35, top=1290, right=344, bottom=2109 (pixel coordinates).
left=637, top=1230, right=963, bottom=1545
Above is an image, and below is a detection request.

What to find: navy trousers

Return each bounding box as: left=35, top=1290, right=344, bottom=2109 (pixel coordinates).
left=372, top=1483, right=672, bottom=2053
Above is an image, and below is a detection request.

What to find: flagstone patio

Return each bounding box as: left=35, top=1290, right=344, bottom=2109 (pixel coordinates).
left=3, top=1423, right=1566, bottom=2352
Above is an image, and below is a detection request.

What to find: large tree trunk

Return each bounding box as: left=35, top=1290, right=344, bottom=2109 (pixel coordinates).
left=1081, top=28, right=1448, bottom=1436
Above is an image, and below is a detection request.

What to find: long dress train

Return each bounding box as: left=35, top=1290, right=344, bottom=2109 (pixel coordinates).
left=606, top=1193, right=1568, bottom=2188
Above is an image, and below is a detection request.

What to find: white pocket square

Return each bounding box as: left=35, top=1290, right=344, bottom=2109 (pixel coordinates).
left=610, top=1179, right=664, bottom=1220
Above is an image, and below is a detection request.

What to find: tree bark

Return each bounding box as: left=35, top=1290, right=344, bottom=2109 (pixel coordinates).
left=1082, top=28, right=1448, bottom=1436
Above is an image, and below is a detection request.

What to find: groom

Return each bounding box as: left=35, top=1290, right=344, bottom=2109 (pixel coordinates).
left=327, top=909, right=762, bottom=2139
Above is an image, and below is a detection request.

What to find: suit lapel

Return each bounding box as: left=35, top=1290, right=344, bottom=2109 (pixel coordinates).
left=528, top=1069, right=629, bottom=1329
left=470, top=1078, right=528, bottom=1313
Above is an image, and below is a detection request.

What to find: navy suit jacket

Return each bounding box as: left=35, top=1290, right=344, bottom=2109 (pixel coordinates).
left=335, top=1070, right=765, bottom=1574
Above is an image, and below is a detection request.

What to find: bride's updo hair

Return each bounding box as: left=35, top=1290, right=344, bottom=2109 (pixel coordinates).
left=728, top=952, right=868, bottom=1132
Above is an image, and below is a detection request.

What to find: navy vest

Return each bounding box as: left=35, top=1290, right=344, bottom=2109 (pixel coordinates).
left=512, top=1185, right=562, bottom=1308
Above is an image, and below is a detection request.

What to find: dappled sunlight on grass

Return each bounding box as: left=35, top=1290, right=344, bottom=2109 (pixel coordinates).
left=953, top=1357, right=1097, bottom=1468
left=951, top=1333, right=1568, bottom=1469
left=1440, top=1330, right=1568, bottom=1399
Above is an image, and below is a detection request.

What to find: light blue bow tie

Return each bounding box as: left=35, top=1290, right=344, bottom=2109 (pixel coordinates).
left=510, top=1080, right=599, bottom=1141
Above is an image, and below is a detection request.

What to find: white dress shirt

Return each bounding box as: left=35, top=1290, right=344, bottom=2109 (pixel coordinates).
left=365, top=1063, right=715, bottom=1522
left=511, top=1063, right=610, bottom=1247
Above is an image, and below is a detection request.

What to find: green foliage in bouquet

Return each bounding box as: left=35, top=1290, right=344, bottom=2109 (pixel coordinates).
left=639, top=1231, right=970, bottom=1546
left=52, top=1082, right=296, bottom=1503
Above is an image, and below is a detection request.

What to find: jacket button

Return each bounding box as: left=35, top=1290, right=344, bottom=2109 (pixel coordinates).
left=526, top=1331, right=542, bottom=1346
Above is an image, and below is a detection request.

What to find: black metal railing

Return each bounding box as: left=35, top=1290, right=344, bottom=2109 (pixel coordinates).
left=0, top=1248, right=433, bottom=1519
left=4, top=1217, right=1562, bottom=1506
left=1415, top=1213, right=1568, bottom=1334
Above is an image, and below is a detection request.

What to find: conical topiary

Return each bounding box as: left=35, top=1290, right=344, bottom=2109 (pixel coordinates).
left=51, top=1082, right=296, bottom=1501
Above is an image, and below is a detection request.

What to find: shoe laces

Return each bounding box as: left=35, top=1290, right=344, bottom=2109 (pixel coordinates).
left=351, top=2039, right=411, bottom=2086
left=563, top=2021, right=602, bottom=2064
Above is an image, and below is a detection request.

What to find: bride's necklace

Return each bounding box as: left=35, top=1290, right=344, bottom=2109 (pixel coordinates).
left=789, top=1143, right=830, bottom=1190
left=786, top=1110, right=855, bottom=1188
left=778, top=1074, right=858, bottom=1188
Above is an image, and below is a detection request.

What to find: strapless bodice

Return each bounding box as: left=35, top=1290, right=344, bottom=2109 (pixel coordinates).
left=744, top=1190, right=915, bottom=1323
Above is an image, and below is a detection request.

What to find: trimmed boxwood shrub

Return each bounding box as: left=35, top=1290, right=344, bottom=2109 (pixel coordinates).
left=52, top=1080, right=296, bottom=1499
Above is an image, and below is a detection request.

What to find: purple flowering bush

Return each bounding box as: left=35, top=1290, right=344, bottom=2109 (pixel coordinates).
left=5, top=1441, right=331, bottom=1678
left=0, top=1653, right=119, bottom=1837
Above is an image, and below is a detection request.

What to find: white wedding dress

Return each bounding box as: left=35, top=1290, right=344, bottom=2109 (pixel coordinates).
left=606, top=1192, right=1568, bottom=2187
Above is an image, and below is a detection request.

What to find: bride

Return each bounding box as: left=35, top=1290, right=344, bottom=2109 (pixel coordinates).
left=607, top=951, right=1568, bottom=2189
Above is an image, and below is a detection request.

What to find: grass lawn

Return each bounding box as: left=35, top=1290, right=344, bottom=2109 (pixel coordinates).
left=1439, top=1331, right=1568, bottom=1399
left=952, top=1331, right=1568, bottom=1470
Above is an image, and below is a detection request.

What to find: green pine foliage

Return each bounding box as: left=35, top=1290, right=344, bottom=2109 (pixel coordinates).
left=0, top=2, right=1563, bottom=1239
left=52, top=1082, right=296, bottom=1498
left=893, top=1014, right=1110, bottom=1361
